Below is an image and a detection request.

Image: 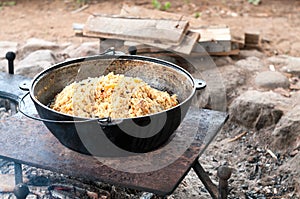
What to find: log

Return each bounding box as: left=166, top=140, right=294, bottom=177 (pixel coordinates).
left=244, top=31, right=261, bottom=49
left=245, top=32, right=260, bottom=45
left=82, top=15, right=189, bottom=45
left=124, top=31, right=200, bottom=55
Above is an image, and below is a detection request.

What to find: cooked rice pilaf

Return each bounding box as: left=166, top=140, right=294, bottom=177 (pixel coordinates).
left=50, top=72, right=178, bottom=119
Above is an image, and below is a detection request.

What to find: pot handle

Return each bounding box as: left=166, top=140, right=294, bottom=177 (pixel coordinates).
left=195, top=79, right=206, bottom=90
left=100, top=47, right=126, bottom=56
left=19, top=81, right=31, bottom=91
left=18, top=92, right=111, bottom=124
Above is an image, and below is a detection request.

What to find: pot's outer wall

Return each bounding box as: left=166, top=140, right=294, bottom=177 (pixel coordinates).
left=29, top=55, right=199, bottom=155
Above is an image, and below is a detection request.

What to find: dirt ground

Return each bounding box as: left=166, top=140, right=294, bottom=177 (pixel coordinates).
left=0, top=0, right=300, bottom=56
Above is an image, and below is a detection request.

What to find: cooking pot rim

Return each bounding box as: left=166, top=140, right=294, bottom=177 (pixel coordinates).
left=28, top=54, right=200, bottom=121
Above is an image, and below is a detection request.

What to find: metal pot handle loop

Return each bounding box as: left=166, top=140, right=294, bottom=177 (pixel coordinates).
left=195, top=79, right=206, bottom=90
left=19, top=81, right=30, bottom=91
left=18, top=92, right=111, bottom=124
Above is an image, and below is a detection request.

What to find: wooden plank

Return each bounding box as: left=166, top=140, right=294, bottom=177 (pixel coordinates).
left=74, top=23, right=199, bottom=55
left=190, top=25, right=231, bottom=42
left=207, top=48, right=240, bottom=56
left=124, top=31, right=200, bottom=55
left=83, top=15, right=189, bottom=45
left=73, top=23, right=84, bottom=36
left=193, top=40, right=231, bottom=53
left=245, top=32, right=260, bottom=45
left=244, top=31, right=261, bottom=50
left=120, top=5, right=234, bottom=55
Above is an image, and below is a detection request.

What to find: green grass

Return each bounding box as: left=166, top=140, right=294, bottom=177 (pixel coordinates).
left=194, top=12, right=201, bottom=19
left=76, top=0, right=89, bottom=6
left=152, top=0, right=171, bottom=11
left=248, top=0, right=261, bottom=5
left=0, top=1, right=16, bottom=6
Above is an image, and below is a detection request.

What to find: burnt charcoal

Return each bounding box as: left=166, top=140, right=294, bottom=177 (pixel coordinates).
left=241, top=184, right=249, bottom=190
left=28, top=176, right=50, bottom=186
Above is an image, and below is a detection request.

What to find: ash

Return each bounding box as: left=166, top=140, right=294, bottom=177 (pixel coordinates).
left=0, top=160, right=146, bottom=198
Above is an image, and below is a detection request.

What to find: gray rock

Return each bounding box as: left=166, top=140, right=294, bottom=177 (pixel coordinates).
left=0, top=59, right=7, bottom=72
left=272, top=105, right=300, bottom=151
left=16, top=62, right=48, bottom=78
left=16, top=50, right=57, bottom=77
left=193, top=68, right=227, bottom=112
left=238, top=50, right=265, bottom=59
left=255, top=71, right=290, bottom=89
left=0, top=41, right=18, bottom=59
left=18, top=38, right=59, bottom=58
left=220, top=64, right=248, bottom=101
left=17, top=50, right=57, bottom=67
left=284, top=153, right=300, bottom=181
left=213, top=56, right=233, bottom=67
left=281, top=56, right=300, bottom=76
left=291, top=91, right=300, bottom=107
left=0, top=58, right=19, bottom=73
left=283, top=153, right=300, bottom=197
left=268, top=55, right=300, bottom=76
left=235, top=56, right=265, bottom=72
left=61, top=42, right=99, bottom=58
left=267, top=55, right=289, bottom=66
left=229, top=90, right=290, bottom=130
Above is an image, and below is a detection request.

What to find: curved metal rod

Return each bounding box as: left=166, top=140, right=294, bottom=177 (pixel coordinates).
left=18, top=92, right=111, bottom=124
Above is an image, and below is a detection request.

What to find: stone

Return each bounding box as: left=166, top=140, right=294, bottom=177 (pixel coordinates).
left=279, top=154, right=300, bottom=196
left=16, top=62, right=48, bottom=78
left=267, top=55, right=289, bottom=66
left=281, top=56, right=300, bottom=76
left=235, top=56, right=265, bottom=72
left=61, top=42, right=99, bottom=58
left=15, top=50, right=57, bottom=77
left=213, top=56, right=233, bottom=66
left=0, top=59, right=7, bottom=72
left=229, top=90, right=290, bottom=130
left=17, top=49, right=57, bottom=67
left=255, top=71, right=290, bottom=89
left=18, top=38, right=59, bottom=58
left=291, top=91, right=300, bottom=107
left=247, top=156, right=258, bottom=163
left=0, top=57, right=19, bottom=73
left=238, top=50, right=265, bottom=59
left=272, top=105, right=300, bottom=151
left=0, top=41, right=18, bottom=59
left=267, top=55, right=300, bottom=76
left=219, top=64, right=248, bottom=101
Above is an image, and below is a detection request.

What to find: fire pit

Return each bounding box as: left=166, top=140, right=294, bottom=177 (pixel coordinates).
left=0, top=52, right=230, bottom=199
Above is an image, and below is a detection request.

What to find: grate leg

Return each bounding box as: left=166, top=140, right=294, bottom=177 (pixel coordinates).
left=14, top=162, right=23, bottom=185
left=13, top=163, right=29, bottom=199
left=193, top=160, right=218, bottom=199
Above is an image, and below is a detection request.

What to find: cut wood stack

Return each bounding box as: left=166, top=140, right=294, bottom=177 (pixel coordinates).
left=83, top=15, right=189, bottom=45
left=75, top=4, right=239, bottom=56
left=120, top=4, right=237, bottom=55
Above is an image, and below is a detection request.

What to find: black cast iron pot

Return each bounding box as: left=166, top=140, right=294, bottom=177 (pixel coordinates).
left=20, top=54, right=205, bottom=157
